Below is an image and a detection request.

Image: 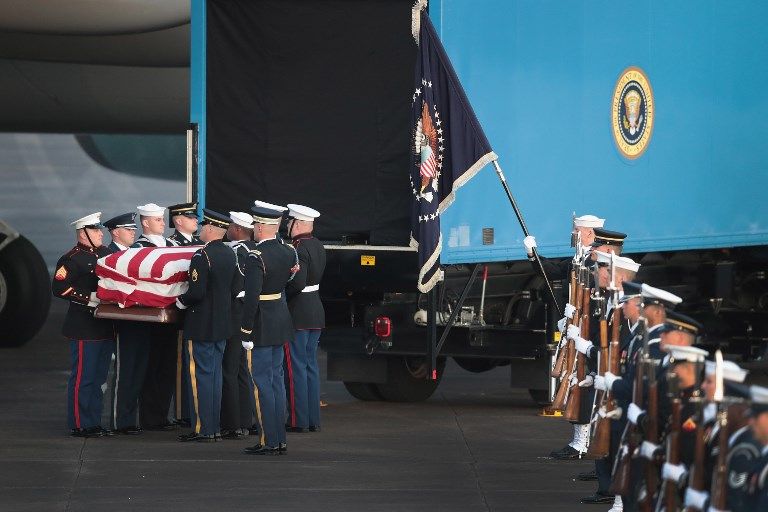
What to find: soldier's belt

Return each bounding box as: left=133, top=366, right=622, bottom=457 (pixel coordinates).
left=259, top=293, right=282, bottom=301
left=302, top=284, right=320, bottom=293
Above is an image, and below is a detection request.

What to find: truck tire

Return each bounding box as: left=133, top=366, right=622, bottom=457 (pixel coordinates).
left=453, top=357, right=501, bottom=373
left=528, top=388, right=552, bottom=406
left=343, top=382, right=384, bottom=401
left=0, top=236, right=51, bottom=348
left=375, top=356, right=446, bottom=402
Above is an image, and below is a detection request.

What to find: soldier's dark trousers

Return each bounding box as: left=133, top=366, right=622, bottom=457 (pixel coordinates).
left=111, top=322, right=151, bottom=429
left=251, top=345, right=286, bottom=448
left=284, top=329, right=322, bottom=428
left=183, top=339, right=225, bottom=436
left=67, top=339, right=115, bottom=430
left=140, top=324, right=178, bottom=427
left=220, top=335, right=254, bottom=431
left=596, top=417, right=625, bottom=494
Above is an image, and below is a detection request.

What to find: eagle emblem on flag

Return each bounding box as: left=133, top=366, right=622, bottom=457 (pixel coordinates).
left=414, top=101, right=441, bottom=203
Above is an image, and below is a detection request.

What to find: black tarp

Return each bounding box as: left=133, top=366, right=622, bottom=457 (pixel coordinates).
left=206, top=0, right=415, bottom=245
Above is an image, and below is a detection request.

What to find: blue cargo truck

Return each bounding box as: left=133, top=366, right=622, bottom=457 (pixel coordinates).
left=190, top=0, right=768, bottom=402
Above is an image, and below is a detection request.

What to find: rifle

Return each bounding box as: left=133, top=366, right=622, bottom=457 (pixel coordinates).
left=564, top=286, right=590, bottom=421
left=586, top=305, right=620, bottom=459
left=709, top=350, right=729, bottom=510
left=683, top=400, right=707, bottom=512
left=658, top=371, right=682, bottom=512
left=552, top=276, right=582, bottom=411
left=638, top=359, right=660, bottom=512
left=551, top=270, right=577, bottom=378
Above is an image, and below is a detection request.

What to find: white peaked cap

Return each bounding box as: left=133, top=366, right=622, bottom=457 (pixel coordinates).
left=574, top=214, right=605, bottom=228
left=253, top=200, right=287, bottom=212
left=137, top=203, right=166, bottom=217
left=664, top=345, right=709, bottom=363
left=594, top=251, right=641, bottom=273
left=229, top=211, right=254, bottom=229
left=287, top=203, right=320, bottom=221
left=71, top=212, right=102, bottom=230
left=705, top=360, right=748, bottom=383
left=641, top=283, right=683, bottom=306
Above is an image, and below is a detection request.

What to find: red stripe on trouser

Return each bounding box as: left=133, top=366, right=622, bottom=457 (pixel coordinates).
left=284, top=344, right=296, bottom=427
left=74, top=340, right=84, bottom=429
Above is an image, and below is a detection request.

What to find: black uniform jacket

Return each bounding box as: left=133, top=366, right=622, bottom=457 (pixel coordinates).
left=168, top=230, right=201, bottom=247
left=131, top=234, right=176, bottom=248
left=106, top=241, right=129, bottom=253
left=286, top=234, right=327, bottom=329
left=177, top=240, right=238, bottom=341
left=227, top=239, right=257, bottom=337
left=239, top=237, right=297, bottom=347
left=51, top=243, right=114, bottom=340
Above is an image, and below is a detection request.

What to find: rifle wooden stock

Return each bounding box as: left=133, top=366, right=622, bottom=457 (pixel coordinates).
left=610, top=350, right=647, bottom=496
left=551, top=271, right=578, bottom=377
left=684, top=406, right=707, bottom=512
left=563, top=289, right=591, bottom=421
left=586, top=312, right=618, bottom=460
left=710, top=410, right=729, bottom=510
left=638, top=374, right=659, bottom=512
left=660, top=397, right=682, bottom=512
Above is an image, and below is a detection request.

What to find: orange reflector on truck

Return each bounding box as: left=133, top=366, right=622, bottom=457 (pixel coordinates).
left=360, top=255, right=375, bottom=266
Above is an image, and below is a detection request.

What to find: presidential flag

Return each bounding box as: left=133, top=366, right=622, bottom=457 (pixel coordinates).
left=96, top=246, right=199, bottom=308
left=410, top=9, right=498, bottom=293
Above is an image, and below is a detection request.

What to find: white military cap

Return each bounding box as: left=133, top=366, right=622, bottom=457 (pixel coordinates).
left=136, top=203, right=166, bottom=217
left=641, top=283, right=683, bottom=308
left=71, top=212, right=103, bottom=230
left=287, top=203, right=320, bottom=221
left=664, top=345, right=709, bottom=363
left=229, top=211, right=254, bottom=229
left=593, top=251, right=641, bottom=273
left=704, top=360, right=748, bottom=383
left=253, top=199, right=288, bottom=212
left=573, top=214, right=605, bottom=228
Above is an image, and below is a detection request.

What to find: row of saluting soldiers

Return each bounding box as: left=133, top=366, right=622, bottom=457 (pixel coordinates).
left=523, top=215, right=768, bottom=511
left=52, top=199, right=327, bottom=455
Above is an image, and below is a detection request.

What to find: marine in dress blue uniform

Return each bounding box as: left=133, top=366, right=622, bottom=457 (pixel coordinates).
left=284, top=204, right=326, bottom=433
left=51, top=212, right=115, bottom=437
left=176, top=209, right=238, bottom=442
left=241, top=203, right=298, bottom=455
left=102, top=212, right=144, bottom=434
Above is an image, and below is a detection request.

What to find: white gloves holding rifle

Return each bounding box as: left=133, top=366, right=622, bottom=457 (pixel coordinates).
left=595, top=371, right=621, bottom=392
left=523, top=235, right=537, bottom=257
left=563, top=302, right=577, bottom=319
left=627, top=403, right=644, bottom=424
left=242, top=340, right=254, bottom=350
left=684, top=488, right=709, bottom=510
left=662, top=462, right=688, bottom=487
left=567, top=324, right=593, bottom=356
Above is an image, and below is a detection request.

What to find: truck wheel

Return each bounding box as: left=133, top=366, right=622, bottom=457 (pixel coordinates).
left=343, top=382, right=384, bottom=401
left=453, top=357, right=500, bottom=373
left=375, top=356, right=446, bottom=402
left=0, top=236, right=51, bottom=347
left=528, top=388, right=552, bottom=406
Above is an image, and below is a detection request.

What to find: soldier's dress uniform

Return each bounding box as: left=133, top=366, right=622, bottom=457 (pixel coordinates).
left=51, top=212, right=115, bottom=437
left=167, top=201, right=201, bottom=247
left=176, top=210, right=238, bottom=441
left=726, top=424, right=763, bottom=511
left=101, top=213, right=145, bottom=433
left=241, top=205, right=298, bottom=455
left=743, top=387, right=768, bottom=511
left=284, top=204, right=326, bottom=432
left=220, top=212, right=257, bottom=438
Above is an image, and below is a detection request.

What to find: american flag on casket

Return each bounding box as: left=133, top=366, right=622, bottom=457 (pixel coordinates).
left=96, top=246, right=199, bottom=308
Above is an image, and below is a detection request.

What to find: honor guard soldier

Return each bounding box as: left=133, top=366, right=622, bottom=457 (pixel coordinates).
left=284, top=203, right=326, bottom=433
left=168, top=202, right=201, bottom=246
left=131, top=203, right=179, bottom=430
left=176, top=209, right=238, bottom=442
left=220, top=211, right=258, bottom=439
left=52, top=212, right=115, bottom=438
left=523, top=213, right=605, bottom=279
left=241, top=203, right=298, bottom=455
left=743, top=386, right=768, bottom=511
left=103, top=213, right=137, bottom=252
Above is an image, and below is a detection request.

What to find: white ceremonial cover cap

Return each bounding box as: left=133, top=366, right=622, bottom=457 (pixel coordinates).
left=593, top=251, right=641, bottom=273
left=573, top=214, right=605, bottom=228
left=664, top=345, right=709, bottom=363
left=641, top=283, right=683, bottom=306
left=287, top=203, right=320, bottom=222
left=253, top=199, right=287, bottom=212
left=705, top=360, right=748, bottom=383
left=229, top=211, right=254, bottom=229
left=137, top=203, right=166, bottom=217
left=71, top=212, right=102, bottom=230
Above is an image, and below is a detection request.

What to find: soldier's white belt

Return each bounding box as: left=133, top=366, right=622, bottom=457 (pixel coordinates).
left=259, top=293, right=282, bottom=301
left=302, top=284, right=320, bottom=293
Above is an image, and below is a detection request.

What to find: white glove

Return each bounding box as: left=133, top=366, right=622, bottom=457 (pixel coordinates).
left=567, top=324, right=581, bottom=341
left=236, top=290, right=245, bottom=299
left=604, top=372, right=621, bottom=391
left=574, top=336, right=593, bottom=355
left=242, top=340, right=254, bottom=350
left=564, top=302, right=577, bottom=319
left=662, top=462, right=688, bottom=486
left=594, top=375, right=606, bottom=391
left=87, top=291, right=101, bottom=308
left=569, top=373, right=579, bottom=387
left=578, top=375, right=594, bottom=388
left=175, top=298, right=188, bottom=310
left=557, top=317, right=567, bottom=333
left=523, top=235, right=537, bottom=255
left=638, top=440, right=660, bottom=461
left=684, top=488, right=709, bottom=510
left=627, top=403, right=644, bottom=425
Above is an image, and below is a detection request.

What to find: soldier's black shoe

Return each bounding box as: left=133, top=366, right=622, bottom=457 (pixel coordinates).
left=244, top=443, right=263, bottom=453
left=244, top=445, right=280, bottom=456
left=286, top=425, right=309, bottom=433
left=580, top=492, right=615, bottom=504
left=576, top=470, right=597, bottom=481
left=221, top=429, right=245, bottom=440
left=308, top=425, right=321, bottom=432
left=279, top=442, right=287, bottom=454
left=116, top=426, right=143, bottom=435
left=178, top=432, right=215, bottom=442
left=551, top=445, right=584, bottom=460
left=71, top=426, right=104, bottom=438
left=144, top=422, right=177, bottom=432
left=100, top=427, right=116, bottom=436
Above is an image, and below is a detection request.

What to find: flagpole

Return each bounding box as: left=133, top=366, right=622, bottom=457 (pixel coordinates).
left=492, top=160, right=562, bottom=315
